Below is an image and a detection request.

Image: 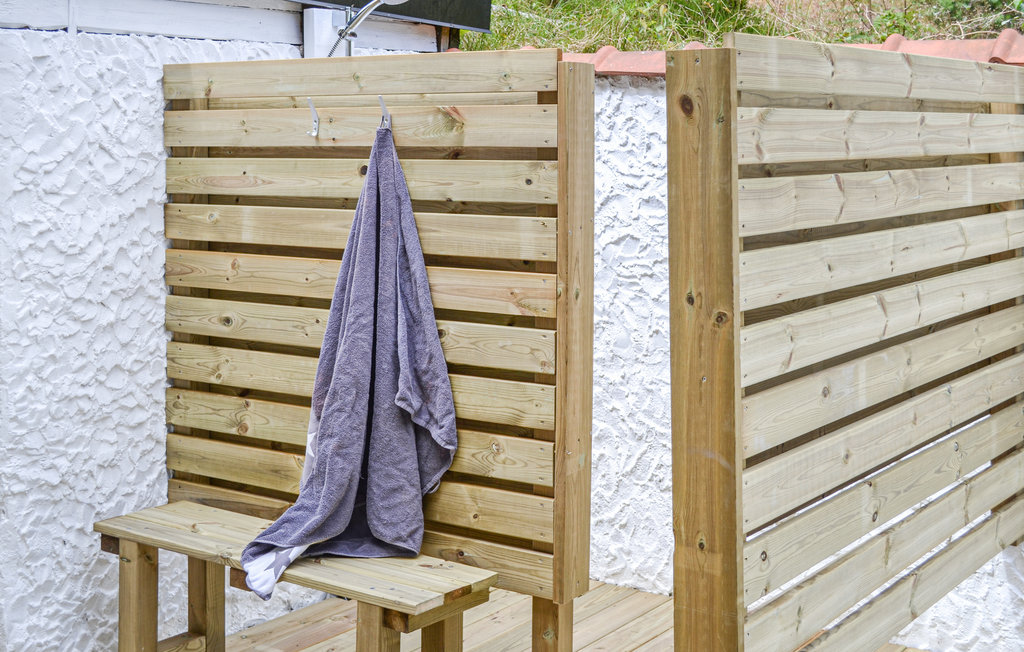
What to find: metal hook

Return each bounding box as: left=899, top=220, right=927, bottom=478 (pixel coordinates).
left=378, top=95, right=391, bottom=129
left=306, top=97, right=320, bottom=138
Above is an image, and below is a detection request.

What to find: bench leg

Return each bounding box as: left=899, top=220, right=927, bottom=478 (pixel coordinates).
left=421, top=613, right=463, bottom=652
left=118, top=540, right=158, bottom=652
left=532, top=597, right=572, bottom=652
left=188, top=558, right=225, bottom=652
left=356, top=602, right=400, bottom=652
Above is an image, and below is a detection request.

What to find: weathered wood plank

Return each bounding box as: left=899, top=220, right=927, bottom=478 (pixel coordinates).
left=737, top=108, right=1024, bottom=164
left=666, top=48, right=744, bottom=651
left=551, top=59, right=595, bottom=606
left=166, top=249, right=557, bottom=317
left=451, top=430, right=554, bottom=487
left=168, top=479, right=291, bottom=521
left=167, top=433, right=304, bottom=494
left=167, top=157, right=558, bottom=204
left=166, top=104, right=557, bottom=148
left=741, top=257, right=1024, bottom=387
left=207, top=91, right=539, bottom=110
left=118, top=539, right=159, bottom=652
left=166, top=387, right=308, bottom=446
left=742, top=304, right=1024, bottom=456
left=747, top=400, right=1018, bottom=599
left=745, top=447, right=1024, bottom=652
left=420, top=530, right=554, bottom=600
left=729, top=32, right=1024, bottom=104
left=739, top=209, right=1024, bottom=311
left=165, top=203, right=557, bottom=261
left=743, top=352, right=1024, bottom=531
left=166, top=342, right=555, bottom=429
left=800, top=494, right=1024, bottom=650
left=738, top=161, right=1024, bottom=237
left=424, top=482, right=554, bottom=544
left=166, top=295, right=555, bottom=373
left=164, top=49, right=559, bottom=99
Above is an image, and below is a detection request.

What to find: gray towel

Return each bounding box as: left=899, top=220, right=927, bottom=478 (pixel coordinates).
left=239, top=127, right=457, bottom=600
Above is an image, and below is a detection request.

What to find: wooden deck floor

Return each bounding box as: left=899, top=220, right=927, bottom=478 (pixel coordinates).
left=227, top=581, right=673, bottom=651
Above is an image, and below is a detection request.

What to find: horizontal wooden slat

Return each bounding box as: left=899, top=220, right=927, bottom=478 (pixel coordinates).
left=737, top=89, right=991, bottom=113
left=420, top=530, right=553, bottom=599
left=166, top=295, right=555, bottom=373
left=166, top=342, right=555, bottom=429
left=744, top=403, right=1024, bottom=605
left=166, top=249, right=557, bottom=317
left=743, top=352, right=1024, bottom=531
left=730, top=32, right=1024, bottom=104
left=164, top=49, right=559, bottom=99
left=166, top=387, right=308, bottom=446
left=167, top=387, right=553, bottom=485
left=745, top=446, right=1024, bottom=652
left=741, top=256, right=1024, bottom=387
left=450, top=430, right=554, bottom=487
left=169, top=433, right=554, bottom=543
left=207, top=91, right=540, bottom=110
left=168, top=479, right=291, bottom=520
left=737, top=108, right=1024, bottom=164
left=167, top=433, right=303, bottom=494
left=166, top=105, right=557, bottom=148
left=165, top=203, right=557, bottom=261
left=742, top=304, right=1024, bottom=456
left=800, top=494, right=1024, bottom=651
left=424, top=482, right=553, bottom=544
left=738, top=161, right=1024, bottom=237
left=167, top=157, right=558, bottom=204
left=739, top=208, right=1024, bottom=311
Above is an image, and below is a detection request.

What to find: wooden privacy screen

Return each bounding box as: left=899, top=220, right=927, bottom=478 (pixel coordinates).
left=668, top=34, right=1024, bottom=650
left=162, top=49, right=594, bottom=606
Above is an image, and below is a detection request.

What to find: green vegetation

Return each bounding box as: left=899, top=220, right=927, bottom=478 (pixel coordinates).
left=459, top=0, right=1024, bottom=52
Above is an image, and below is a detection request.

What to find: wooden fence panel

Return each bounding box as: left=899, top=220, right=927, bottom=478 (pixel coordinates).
left=670, top=34, right=1024, bottom=651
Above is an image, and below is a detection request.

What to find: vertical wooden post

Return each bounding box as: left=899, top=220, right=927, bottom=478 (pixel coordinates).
left=356, top=602, right=400, bottom=652
left=552, top=58, right=595, bottom=603
left=666, top=49, right=744, bottom=651
left=532, top=597, right=573, bottom=652
left=187, top=557, right=225, bottom=652
left=421, top=613, right=463, bottom=652
left=541, top=57, right=594, bottom=652
left=118, top=540, right=159, bottom=652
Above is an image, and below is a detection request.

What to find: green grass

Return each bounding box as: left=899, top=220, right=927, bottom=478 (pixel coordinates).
left=459, top=0, right=1024, bottom=52
left=461, top=0, right=777, bottom=52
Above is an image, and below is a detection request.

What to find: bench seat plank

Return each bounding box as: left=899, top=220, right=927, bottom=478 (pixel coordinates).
left=95, top=501, right=497, bottom=616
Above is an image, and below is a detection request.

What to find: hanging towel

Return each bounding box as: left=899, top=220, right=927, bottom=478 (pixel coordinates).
left=240, top=126, right=458, bottom=600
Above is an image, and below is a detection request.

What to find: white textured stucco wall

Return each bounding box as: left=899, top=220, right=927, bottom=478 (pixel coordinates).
left=1, top=26, right=1023, bottom=650
left=589, top=75, right=674, bottom=595
left=0, top=28, right=326, bottom=651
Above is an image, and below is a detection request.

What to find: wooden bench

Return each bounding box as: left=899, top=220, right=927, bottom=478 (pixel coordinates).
left=93, top=48, right=594, bottom=651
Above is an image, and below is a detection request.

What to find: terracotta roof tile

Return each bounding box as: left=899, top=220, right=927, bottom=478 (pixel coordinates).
left=449, top=29, right=1023, bottom=77
left=854, top=28, right=1024, bottom=65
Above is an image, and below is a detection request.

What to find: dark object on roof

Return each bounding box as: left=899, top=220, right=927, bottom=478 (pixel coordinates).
left=304, top=0, right=491, bottom=33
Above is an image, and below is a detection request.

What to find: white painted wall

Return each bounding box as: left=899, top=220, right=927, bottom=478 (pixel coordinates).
left=0, top=28, right=325, bottom=651
left=0, top=24, right=1022, bottom=650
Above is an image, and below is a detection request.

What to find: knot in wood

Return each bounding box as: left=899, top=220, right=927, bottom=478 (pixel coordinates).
left=679, top=94, right=694, bottom=116
left=685, top=292, right=695, bottom=306
left=713, top=311, right=729, bottom=326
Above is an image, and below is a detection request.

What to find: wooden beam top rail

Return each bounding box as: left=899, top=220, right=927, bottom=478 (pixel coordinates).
left=164, top=49, right=560, bottom=99
left=729, top=32, right=1024, bottom=104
